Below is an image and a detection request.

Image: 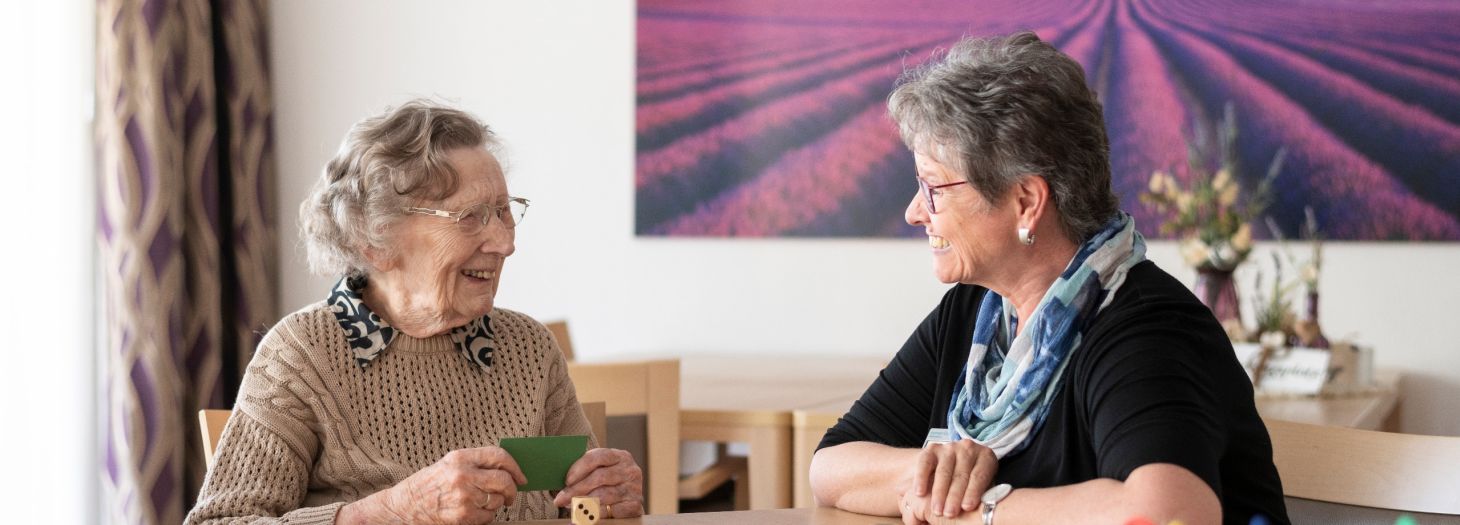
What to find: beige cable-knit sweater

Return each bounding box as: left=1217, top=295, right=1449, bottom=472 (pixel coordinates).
left=185, top=302, right=594, bottom=524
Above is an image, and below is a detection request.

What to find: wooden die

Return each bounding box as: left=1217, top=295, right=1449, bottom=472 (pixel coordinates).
left=571, top=496, right=601, bottom=525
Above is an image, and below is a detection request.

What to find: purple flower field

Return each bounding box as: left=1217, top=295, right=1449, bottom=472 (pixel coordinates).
left=634, top=0, right=1460, bottom=240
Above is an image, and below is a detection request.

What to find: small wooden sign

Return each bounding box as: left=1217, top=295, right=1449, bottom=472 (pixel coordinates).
left=1233, top=343, right=1330, bottom=395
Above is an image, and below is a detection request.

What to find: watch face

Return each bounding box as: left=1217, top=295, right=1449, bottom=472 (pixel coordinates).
left=982, top=483, right=1012, bottom=505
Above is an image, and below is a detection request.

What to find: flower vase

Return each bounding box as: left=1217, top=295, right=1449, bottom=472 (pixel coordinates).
left=1194, top=268, right=1242, bottom=324
left=1292, top=289, right=1330, bottom=348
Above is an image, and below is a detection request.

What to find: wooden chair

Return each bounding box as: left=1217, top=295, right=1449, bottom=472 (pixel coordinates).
left=545, top=320, right=574, bottom=361
left=1267, top=419, right=1460, bottom=523
left=550, top=325, right=741, bottom=509
left=199, top=409, right=232, bottom=469
left=678, top=444, right=750, bottom=510
left=580, top=400, right=607, bottom=447
left=200, top=402, right=612, bottom=470
left=567, top=359, right=680, bottom=515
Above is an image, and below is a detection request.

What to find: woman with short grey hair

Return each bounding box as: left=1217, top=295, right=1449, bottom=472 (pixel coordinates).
left=187, top=99, right=644, bottom=524
left=810, top=32, right=1288, bottom=525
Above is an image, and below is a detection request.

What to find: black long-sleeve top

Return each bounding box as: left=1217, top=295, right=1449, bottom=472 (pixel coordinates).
left=819, top=261, right=1289, bottom=525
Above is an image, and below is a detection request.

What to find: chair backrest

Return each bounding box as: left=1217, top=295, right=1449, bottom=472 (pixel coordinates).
left=567, top=359, right=680, bottom=515
left=580, top=400, right=607, bottom=447
left=1267, top=418, right=1460, bottom=516
left=545, top=320, right=574, bottom=360
left=199, top=409, right=232, bottom=469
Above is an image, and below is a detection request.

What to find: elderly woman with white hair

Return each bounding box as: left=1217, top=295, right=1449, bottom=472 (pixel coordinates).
left=186, top=100, right=643, bottom=524
left=809, top=33, right=1289, bottom=525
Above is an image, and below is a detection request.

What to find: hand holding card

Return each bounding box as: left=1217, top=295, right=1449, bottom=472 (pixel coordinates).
left=498, top=435, right=589, bottom=492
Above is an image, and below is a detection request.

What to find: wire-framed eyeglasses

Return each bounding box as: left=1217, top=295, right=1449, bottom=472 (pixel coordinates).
left=917, top=178, right=968, bottom=214
left=402, top=197, right=530, bottom=235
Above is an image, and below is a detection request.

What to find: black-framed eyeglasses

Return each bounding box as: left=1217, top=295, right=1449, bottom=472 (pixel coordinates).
left=402, top=197, right=530, bottom=235
left=917, top=178, right=967, bottom=214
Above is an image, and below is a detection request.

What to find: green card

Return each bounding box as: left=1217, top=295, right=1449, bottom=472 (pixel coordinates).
left=498, top=435, right=589, bottom=492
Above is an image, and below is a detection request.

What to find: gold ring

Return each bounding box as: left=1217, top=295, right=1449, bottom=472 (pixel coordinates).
left=604, top=502, right=613, bottom=517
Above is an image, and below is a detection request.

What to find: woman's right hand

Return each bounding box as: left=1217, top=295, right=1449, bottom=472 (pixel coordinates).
left=339, top=447, right=527, bottom=525
left=907, top=439, right=998, bottom=520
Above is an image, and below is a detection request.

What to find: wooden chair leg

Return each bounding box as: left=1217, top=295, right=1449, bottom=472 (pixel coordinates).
left=732, top=471, right=751, bottom=510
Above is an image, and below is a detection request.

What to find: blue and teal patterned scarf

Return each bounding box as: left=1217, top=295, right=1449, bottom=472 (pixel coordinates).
left=948, top=213, right=1146, bottom=457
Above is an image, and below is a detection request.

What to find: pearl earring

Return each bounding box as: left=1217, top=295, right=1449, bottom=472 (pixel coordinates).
left=1018, top=227, right=1035, bottom=246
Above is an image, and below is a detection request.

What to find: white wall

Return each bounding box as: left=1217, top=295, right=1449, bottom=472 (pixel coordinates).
left=271, top=1, right=1460, bottom=436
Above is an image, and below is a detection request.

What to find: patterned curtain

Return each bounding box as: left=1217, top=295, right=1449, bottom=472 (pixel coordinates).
left=95, top=1, right=277, bottom=523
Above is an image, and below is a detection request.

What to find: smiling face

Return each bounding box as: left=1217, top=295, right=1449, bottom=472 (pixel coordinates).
left=367, top=147, right=516, bottom=336
left=904, top=151, right=1020, bottom=286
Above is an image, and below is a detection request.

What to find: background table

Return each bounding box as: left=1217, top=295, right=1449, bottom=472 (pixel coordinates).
left=679, top=356, right=885, bottom=509
left=1253, top=369, right=1401, bottom=431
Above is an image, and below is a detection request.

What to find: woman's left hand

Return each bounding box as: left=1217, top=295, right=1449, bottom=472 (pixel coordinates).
left=552, top=448, right=644, bottom=518
left=908, top=439, right=997, bottom=520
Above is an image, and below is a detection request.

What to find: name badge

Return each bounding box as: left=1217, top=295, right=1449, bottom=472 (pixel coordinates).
left=923, top=428, right=951, bottom=448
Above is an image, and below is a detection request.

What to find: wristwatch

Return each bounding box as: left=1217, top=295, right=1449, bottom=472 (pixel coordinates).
left=980, top=483, right=1012, bottom=525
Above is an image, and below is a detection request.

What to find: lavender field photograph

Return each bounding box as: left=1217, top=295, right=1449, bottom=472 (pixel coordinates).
left=634, top=0, right=1460, bottom=240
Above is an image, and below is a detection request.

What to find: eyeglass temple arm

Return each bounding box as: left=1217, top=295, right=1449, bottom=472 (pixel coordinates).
left=402, top=207, right=456, bottom=218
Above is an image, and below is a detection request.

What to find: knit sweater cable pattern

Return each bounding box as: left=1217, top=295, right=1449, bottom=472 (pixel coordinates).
left=185, top=302, right=593, bottom=524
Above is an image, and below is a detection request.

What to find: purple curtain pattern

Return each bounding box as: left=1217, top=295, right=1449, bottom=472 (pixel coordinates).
left=634, top=0, right=1460, bottom=240
left=95, top=0, right=277, bottom=523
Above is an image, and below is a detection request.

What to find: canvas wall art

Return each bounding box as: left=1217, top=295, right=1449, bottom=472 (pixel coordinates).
left=635, top=0, right=1460, bottom=240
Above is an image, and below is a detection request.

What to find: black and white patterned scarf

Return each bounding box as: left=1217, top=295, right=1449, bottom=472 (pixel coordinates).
left=326, top=277, right=497, bottom=372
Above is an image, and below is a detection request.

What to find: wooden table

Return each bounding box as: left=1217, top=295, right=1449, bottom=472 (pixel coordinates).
left=519, top=507, right=900, bottom=525
left=1253, top=370, right=1401, bottom=431
left=679, top=356, right=886, bottom=510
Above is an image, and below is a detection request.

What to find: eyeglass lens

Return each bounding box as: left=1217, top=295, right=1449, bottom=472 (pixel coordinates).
left=917, top=178, right=937, bottom=214
left=456, top=200, right=527, bottom=233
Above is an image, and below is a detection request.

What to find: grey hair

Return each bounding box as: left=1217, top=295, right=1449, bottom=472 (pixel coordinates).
left=299, top=98, right=500, bottom=277
left=888, top=31, right=1118, bottom=242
